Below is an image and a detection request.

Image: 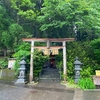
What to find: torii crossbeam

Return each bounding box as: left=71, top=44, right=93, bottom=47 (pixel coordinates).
left=22, top=38, right=75, bottom=82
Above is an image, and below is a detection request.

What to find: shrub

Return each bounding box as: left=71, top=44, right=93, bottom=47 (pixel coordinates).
left=89, top=38, right=100, bottom=63
left=12, top=43, right=30, bottom=75
left=78, top=78, right=95, bottom=89
left=0, top=58, right=8, bottom=69
left=80, top=67, right=91, bottom=78
left=12, top=42, right=49, bottom=80
left=33, top=50, right=49, bottom=78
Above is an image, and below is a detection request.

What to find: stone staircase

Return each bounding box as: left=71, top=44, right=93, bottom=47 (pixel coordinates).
left=39, top=67, right=61, bottom=82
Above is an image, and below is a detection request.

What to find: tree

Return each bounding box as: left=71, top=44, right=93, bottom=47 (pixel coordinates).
left=10, top=0, right=40, bottom=37
left=13, top=43, right=48, bottom=80
left=9, top=23, right=24, bottom=45
left=89, top=38, right=100, bottom=64
left=0, top=5, right=12, bottom=56
left=0, top=23, right=31, bottom=56
left=37, top=0, right=100, bottom=39
left=37, top=0, right=72, bottom=38
left=0, top=5, right=31, bottom=56
left=10, top=0, right=100, bottom=39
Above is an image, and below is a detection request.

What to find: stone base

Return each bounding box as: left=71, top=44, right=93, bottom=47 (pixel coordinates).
left=14, top=79, right=27, bottom=86
left=75, top=79, right=79, bottom=84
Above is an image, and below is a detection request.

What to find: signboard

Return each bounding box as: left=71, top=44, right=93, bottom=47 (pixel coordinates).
left=93, top=70, right=100, bottom=85
left=93, top=76, right=100, bottom=85
left=96, top=70, right=100, bottom=76
left=8, top=58, right=16, bottom=69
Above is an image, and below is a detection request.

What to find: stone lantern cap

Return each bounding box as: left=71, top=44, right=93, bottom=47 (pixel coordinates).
left=19, top=57, right=26, bottom=65
left=74, top=57, right=82, bottom=65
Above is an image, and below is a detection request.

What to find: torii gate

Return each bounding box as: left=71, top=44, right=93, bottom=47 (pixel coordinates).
left=22, top=38, right=75, bottom=82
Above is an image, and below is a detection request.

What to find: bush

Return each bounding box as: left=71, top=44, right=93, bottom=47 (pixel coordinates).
left=52, top=41, right=99, bottom=81
left=0, top=58, right=8, bottom=69
left=66, top=41, right=98, bottom=79
left=89, top=38, right=100, bottom=63
left=12, top=43, right=30, bottom=75
left=33, top=50, right=49, bottom=78
left=80, top=67, right=91, bottom=78
left=78, top=78, right=95, bottom=89
left=12, top=42, right=49, bottom=80
left=88, top=38, right=100, bottom=72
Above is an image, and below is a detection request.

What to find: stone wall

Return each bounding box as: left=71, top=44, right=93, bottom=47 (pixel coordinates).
left=0, top=69, right=15, bottom=81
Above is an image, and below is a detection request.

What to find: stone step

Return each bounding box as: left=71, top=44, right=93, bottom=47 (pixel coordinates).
left=40, top=77, right=60, bottom=80
left=39, top=78, right=60, bottom=82
left=39, top=68, right=60, bottom=82
left=42, top=71, right=60, bottom=74
left=41, top=74, right=59, bottom=77
left=39, top=79, right=60, bottom=82
left=42, top=68, right=59, bottom=72
left=42, top=68, right=59, bottom=71
left=41, top=72, right=59, bottom=75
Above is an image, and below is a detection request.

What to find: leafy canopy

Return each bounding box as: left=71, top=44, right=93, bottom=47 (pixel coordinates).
left=11, top=0, right=37, bottom=20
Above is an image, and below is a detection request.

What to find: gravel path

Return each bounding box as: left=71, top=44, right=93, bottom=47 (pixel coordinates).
left=0, top=82, right=74, bottom=100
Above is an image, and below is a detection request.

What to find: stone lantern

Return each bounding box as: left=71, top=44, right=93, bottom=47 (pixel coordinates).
left=15, top=57, right=26, bottom=85
left=74, top=57, right=82, bottom=83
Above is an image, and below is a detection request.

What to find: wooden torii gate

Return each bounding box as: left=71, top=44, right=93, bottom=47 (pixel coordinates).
left=22, top=38, right=74, bottom=82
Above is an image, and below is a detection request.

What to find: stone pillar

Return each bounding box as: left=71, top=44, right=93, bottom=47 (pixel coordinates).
left=74, top=57, right=82, bottom=83
left=63, top=41, right=67, bottom=81
left=47, top=40, right=50, bottom=49
left=30, top=41, right=34, bottom=83
left=15, top=57, right=26, bottom=85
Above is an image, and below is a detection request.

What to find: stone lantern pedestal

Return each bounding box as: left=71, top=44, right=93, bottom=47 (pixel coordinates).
left=15, top=57, right=26, bottom=85
left=74, top=57, right=82, bottom=83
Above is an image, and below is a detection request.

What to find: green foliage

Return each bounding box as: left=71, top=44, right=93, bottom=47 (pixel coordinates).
left=9, top=23, right=27, bottom=46
left=2, top=23, right=31, bottom=50
left=12, top=43, right=48, bottom=79
left=0, top=58, right=8, bottom=69
left=11, top=0, right=37, bottom=20
left=0, top=6, right=31, bottom=55
left=89, top=38, right=100, bottom=64
left=0, top=6, right=11, bottom=32
left=1, top=31, right=13, bottom=48
left=13, top=60, right=20, bottom=75
left=1, top=0, right=100, bottom=83
left=67, top=42, right=84, bottom=78
left=33, top=50, right=49, bottom=78
left=86, top=38, right=100, bottom=73
left=78, top=78, right=95, bottom=89
left=0, top=5, right=31, bottom=55
left=55, top=41, right=97, bottom=80
left=13, top=42, right=30, bottom=59
left=67, top=77, right=75, bottom=84
left=80, top=67, right=92, bottom=78
left=9, top=0, right=100, bottom=39
left=67, top=41, right=97, bottom=78
left=56, top=52, right=63, bottom=69
left=55, top=52, right=63, bottom=79
left=12, top=43, right=30, bottom=75
left=37, top=0, right=100, bottom=39
left=0, top=5, right=11, bottom=50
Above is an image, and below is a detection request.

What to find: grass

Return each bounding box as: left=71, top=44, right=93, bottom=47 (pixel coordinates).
left=61, top=81, right=80, bottom=89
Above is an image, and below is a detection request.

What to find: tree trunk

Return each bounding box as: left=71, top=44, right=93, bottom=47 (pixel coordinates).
left=3, top=48, right=7, bottom=57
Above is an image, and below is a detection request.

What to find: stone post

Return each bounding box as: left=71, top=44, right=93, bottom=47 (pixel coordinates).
left=74, top=57, right=82, bottom=83
left=15, top=57, right=26, bottom=85
left=63, top=41, right=67, bottom=81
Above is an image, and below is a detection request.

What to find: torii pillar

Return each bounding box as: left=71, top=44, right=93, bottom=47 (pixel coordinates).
left=30, top=41, right=34, bottom=82
left=63, top=41, right=67, bottom=81
left=22, top=38, right=75, bottom=82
